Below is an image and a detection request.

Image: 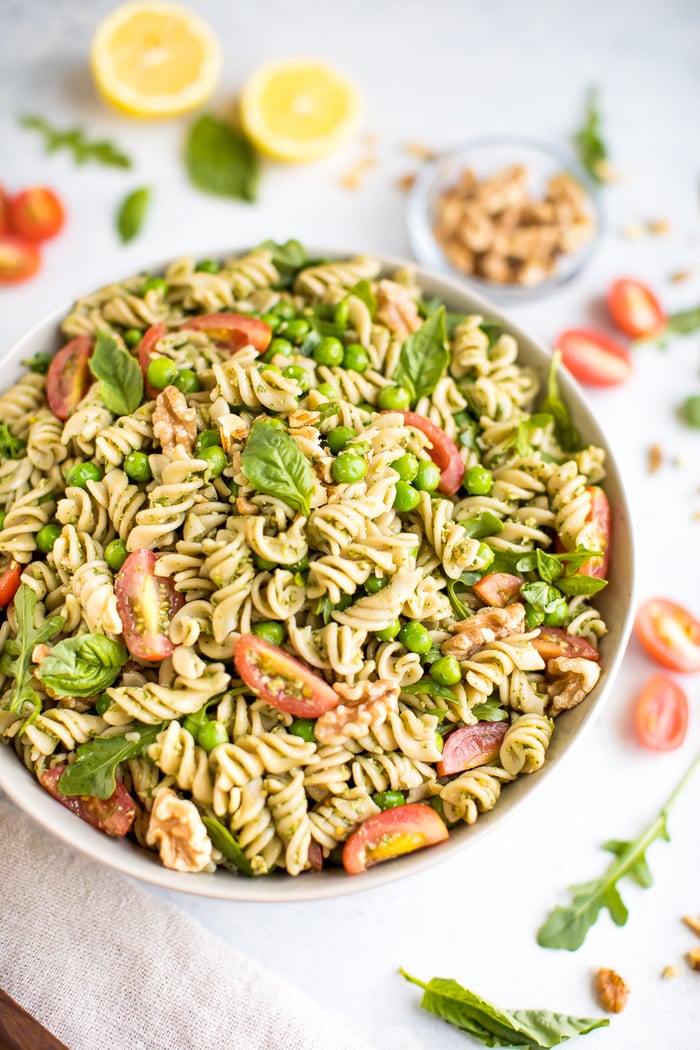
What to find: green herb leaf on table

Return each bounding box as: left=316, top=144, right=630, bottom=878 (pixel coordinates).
left=21, top=352, right=53, bottom=375
left=202, top=816, right=255, bottom=876
left=19, top=114, right=132, bottom=169
left=347, top=279, right=377, bottom=318
left=472, top=700, right=510, bottom=722
left=395, top=306, right=449, bottom=405
left=573, top=86, right=609, bottom=184
left=89, top=330, right=143, bottom=417
left=1, top=585, right=64, bottom=718
left=38, top=635, right=128, bottom=698
left=58, top=723, right=164, bottom=800
left=241, top=418, right=315, bottom=517
left=116, top=186, right=151, bottom=244
left=541, top=351, right=580, bottom=453
left=0, top=422, right=26, bottom=460
left=186, top=114, right=259, bottom=202
left=682, top=394, right=700, bottom=429
left=256, top=239, right=309, bottom=288
left=664, top=305, right=700, bottom=338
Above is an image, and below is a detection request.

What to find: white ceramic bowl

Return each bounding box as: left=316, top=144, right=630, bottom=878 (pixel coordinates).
left=0, top=250, right=635, bottom=901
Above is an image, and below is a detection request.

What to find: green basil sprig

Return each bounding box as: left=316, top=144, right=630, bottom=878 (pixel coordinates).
left=89, top=330, right=144, bottom=416
left=0, top=422, right=26, bottom=460
left=58, top=723, right=164, bottom=800
left=186, top=114, right=258, bottom=202
left=19, top=114, right=132, bottom=169
left=241, top=419, right=314, bottom=517
left=541, top=352, right=579, bottom=452
left=38, top=634, right=128, bottom=698
left=0, top=586, right=65, bottom=719
left=117, top=186, right=151, bottom=244
left=256, top=239, right=309, bottom=288
left=202, top=816, right=255, bottom=876
left=573, top=86, right=609, bottom=184
left=21, top=352, right=53, bottom=375
left=395, top=306, right=448, bottom=405
left=402, top=679, right=458, bottom=704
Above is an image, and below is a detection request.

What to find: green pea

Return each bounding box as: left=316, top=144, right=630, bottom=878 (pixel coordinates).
left=378, top=385, right=411, bottom=412
left=326, top=426, right=355, bottom=454
left=317, top=382, right=337, bottom=398
left=195, top=430, right=221, bottom=454
left=95, top=693, right=111, bottom=716
left=283, top=365, right=310, bottom=393
left=544, top=599, right=568, bottom=627
left=254, top=553, right=277, bottom=571
left=398, top=621, right=432, bottom=655
left=273, top=301, right=296, bottom=320
left=365, top=574, right=389, bottom=595
left=198, top=720, right=228, bottom=752
left=393, top=480, right=420, bottom=512
left=261, top=312, right=282, bottom=332
left=182, top=714, right=201, bottom=738
left=429, top=655, right=462, bottom=686
left=289, top=718, right=317, bottom=743
left=357, top=401, right=375, bottom=413
left=372, top=790, right=406, bottom=811
left=332, top=452, right=368, bottom=484
left=65, top=462, right=102, bottom=489
left=313, top=336, right=345, bottom=366
left=414, top=460, right=441, bottom=492
left=375, top=618, right=401, bottom=641
left=104, top=538, right=128, bottom=571
left=147, top=357, right=177, bottom=389
left=477, top=543, right=494, bottom=570
left=427, top=797, right=447, bottom=822
left=284, top=318, right=311, bottom=342
left=199, top=445, right=227, bottom=477
left=252, top=621, right=287, bottom=645
left=124, top=451, right=152, bottom=484
left=465, top=465, right=493, bottom=495
left=334, top=299, right=350, bottom=328
left=342, top=343, right=370, bottom=373
left=265, top=337, right=294, bottom=361
left=259, top=362, right=282, bottom=376
left=195, top=259, right=220, bottom=274
left=393, top=452, right=419, bottom=482
left=173, top=369, right=200, bottom=394
left=123, top=327, right=143, bottom=349
left=141, top=277, right=169, bottom=296
left=35, top=523, right=61, bottom=553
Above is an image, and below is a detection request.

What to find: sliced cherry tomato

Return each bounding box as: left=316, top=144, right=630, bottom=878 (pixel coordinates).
left=399, top=411, right=465, bottom=494
left=607, top=278, right=666, bottom=339
left=342, top=803, right=448, bottom=874
left=0, top=234, right=41, bottom=285
left=0, top=562, right=22, bottom=607
left=437, top=721, right=508, bottom=776
left=574, top=486, right=611, bottom=579
left=0, top=187, right=10, bottom=234
left=557, top=329, right=632, bottom=387
left=234, top=634, right=339, bottom=717
left=9, top=187, right=65, bottom=242
left=138, top=322, right=168, bottom=399
left=634, top=674, right=688, bottom=751
left=115, top=549, right=184, bottom=662
left=532, top=627, right=599, bottom=662
left=46, top=335, right=93, bottom=421
left=473, top=573, right=522, bottom=608
left=635, top=598, right=700, bottom=674
left=181, top=313, right=272, bottom=354
left=40, top=767, right=136, bottom=836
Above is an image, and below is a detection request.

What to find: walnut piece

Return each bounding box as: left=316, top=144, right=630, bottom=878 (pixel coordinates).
left=442, top=603, right=526, bottom=660
left=315, top=679, right=400, bottom=746
left=683, top=915, right=700, bottom=937
left=375, top=279, right=422, bottom=340
left=595, top=968, right=630, bottom=1013
left=546, top=656, right=601, bottom=715
left=648, top=444, right=663, bottom=474
left=662, top=965, right=681, bottom=979
left=153, top=385, right=197, bottom=456
left=688, top=947, right=700, bottom=972
left=146, top=787, right=213, bottom=873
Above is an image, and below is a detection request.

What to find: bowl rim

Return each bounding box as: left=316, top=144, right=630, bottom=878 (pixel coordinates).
left=0, top=246, right=635, bottom=902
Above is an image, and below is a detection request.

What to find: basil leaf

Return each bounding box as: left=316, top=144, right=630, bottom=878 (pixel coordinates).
left=536, top=549, right=563, bottom=585
left=22, top=351, right=53, bottom=374
left=256, top=239, right=308, bottom=288
left=573, top=86, right=609, bottom=184
left=541, top=352, right=579, bottom=452
left=117, top=186, right=150, bottom=244
left=38, top=634, right=128, bottom=698
left=0, top=422, right=26, bottom=460
left=665, top=306, right=700, bottom=338
left=89, top=329, right=143, bottom=417
left=202, top=816, right=255, bottom=876
left=2, top=586, right=65, bottom=716
left=186, top=114, right=258, bottom=202
left=489, top=549, right=537, bottom=576
left=19, top=114, right=132, bottom=169
left=509, top=413, right=554, bottom=457
left=557, top=576, right=608, bottom=597
left=520, top=581, right=563, bottom=613
left=459, top=512, right=504, bottom=539
left=58, top=723, right=164, bottom=800
left=472, top=701, right=509, bottom=722
left=682, top=394, right=700, bottom=429
left=241, top=419, right=314, bottom=517
left=402, top=679, right=458, bottom=703
left=348, top=279, right=377, bottom=318
left=395, top=306, right=448, bottom=404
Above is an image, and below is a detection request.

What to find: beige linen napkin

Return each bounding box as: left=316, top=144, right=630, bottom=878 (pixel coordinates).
left=0, top=798, right=370, bottom=1050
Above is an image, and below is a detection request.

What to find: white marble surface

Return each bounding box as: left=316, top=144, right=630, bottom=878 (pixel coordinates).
left=2, top=1, right=700, bottom=1047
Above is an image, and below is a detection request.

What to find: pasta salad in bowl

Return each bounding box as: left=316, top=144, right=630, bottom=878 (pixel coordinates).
left=0, top=244, right=633, bottom=900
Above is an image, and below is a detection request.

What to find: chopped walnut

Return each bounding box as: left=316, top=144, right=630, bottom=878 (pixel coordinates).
left=145, top=787, right=213, bottom=873
left=375, top=279, right=422, bottom=340
left=648, top=218, right=671, bottom=236
left=683, top=915, right=700, bottom=938
left=153, top=386, right=197, bottom=456
left=546, top=656, right=601, bottom=715
left=340, top=156, right=377, bottom=191
left=688, top=948, right=700, bottom=972
left=595, top=968, right=630, bottom=1013
left=662, top=965, right=681, bottom=979
left=236, top=493, right=259, bottom=515
left=31, top=643, right=51, bottom=666
left=404, top=141, right=438, bottom=161
left=648, top=444, right=663, bottom=474
left=442, top=603, right=526, bottom=660
left=315, top=679, right=400, bottom=746
left=670, top=269, right=694, bottom=284
left=396, top=173, right=417, bottom=193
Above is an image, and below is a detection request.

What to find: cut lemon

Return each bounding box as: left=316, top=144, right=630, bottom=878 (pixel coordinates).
left=90, top=1, right=221, bottom=117
left=240, top=59, right=362, bottom=163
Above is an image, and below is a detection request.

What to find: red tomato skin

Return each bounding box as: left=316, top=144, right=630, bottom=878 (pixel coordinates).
left=557, top=328, right=632, bottom=387
left=115, top=549, right=184, bottom=662
left=399, top=411, right=465, bottom=494
left=234, top=634, right=339, bottom=717
left=0, top=234, right=41, bottom=284
left=635, top=598, right=700, bottom=674
left=342, top=803, right=449, bottom=874
left=576, top=487, right=611, bottom=579
left=0, top=187, right=10, bottom=234
left=181, top=313, right=272, bottom=354
left=40, top=767, right=136, bottom=836
left=437, top=721, right=509, bottom=776
left=0, top=562, right=22, bottom=607
left=532, top=627, right=599, bottom=662
left=9, top=187, right=65, bottom=242
left=473, top=573, right=522, bottom=608
left=607, top=278, right=666, bottom=339
left=137, top=322, right=168, bottom=398
left=46, top=335, right=93, bottom=420
left=635, top=674, right=688, bottom=751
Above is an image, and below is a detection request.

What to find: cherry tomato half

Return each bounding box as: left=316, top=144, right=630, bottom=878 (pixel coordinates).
left=0, top=187, right=10, bottom=234
left=342, top=803, right=448, bottom=874
left=607, top=278, right=666, bottom=339
left=399, top=411, right=465, bottom=495
left=531, top=627, right=599, bottom=662
left=0, top=234, right=41, bottom=285
left=46, top=335, right=93, bottom=421
left=635, top=598, right=700, bottom=674
left=576, top=486, right=611, bottom=579
left=0, top=562, right=22, bottom=607
left=138, top=322, right=168, bottom=399
left=115, top=549, right=184, bottom=662
left=40, top=767, right=136, bottom=836
left=234, top=634, right=339, bottom=717
left=557, top=329, right=632, bottom=387
left=473, top=573, right=522, bottom=608
left=9, top=187, right=65, bottom=242
left=181, top=313, right=272, bottom=354
left=635, top=674, right=688, bottom=751
left=437, top=721, right=508, bottom=777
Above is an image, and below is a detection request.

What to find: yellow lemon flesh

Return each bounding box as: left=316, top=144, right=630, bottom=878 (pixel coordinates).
left=240, top=59, right=362, bottom=163
left=90, top=1, right=221, bottom=117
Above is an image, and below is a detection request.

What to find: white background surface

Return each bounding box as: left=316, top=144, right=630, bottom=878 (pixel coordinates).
left=2, top=1, right=700, bottom=1047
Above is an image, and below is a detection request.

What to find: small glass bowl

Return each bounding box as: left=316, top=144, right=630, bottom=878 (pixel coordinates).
left=406, top=136, right=602, bottom=303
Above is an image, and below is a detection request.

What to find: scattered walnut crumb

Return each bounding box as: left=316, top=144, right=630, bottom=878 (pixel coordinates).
left=396, top=173, right=417, bottom=193
left=340, top=155, right=378, bottom=190
left=662, top=965, right=681, bottom=979
left=671, top=269, right=695, bottom=283
left=153, top=385, right=196, bottom=456
left=595, top=968, right=630, bottom=1013
left=682, top=915, right=700, bottom=937
left=404, top=141, right=438, bottom=161
left=688, top=947, right=700, bottom=972
left=592, top=158, right=622, bottom=183
left=648, top=218, right=671, bottom=236
left=621, top=222, right=646, bottom=241
left=648, top=444, right=663, bottom=474
left=315, top=679, right=400, bottom=745
left=672, top=454, right=688, bottom=467
left=693, top=511, right=700, bottom=522
left=362, top=132, right=378, bottom=147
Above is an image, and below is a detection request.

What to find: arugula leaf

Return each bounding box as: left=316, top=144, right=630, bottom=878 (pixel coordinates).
left=541, top=351, right=579, bottom=452
left=682, top=394, right=700, bottom=429
left=347, top=279, right=377, bottom=318
left=38, top=635, right=128, bottom=698
left=395, top=306, right=449, bottom=404
left=1, top=585, right=64, bottom=717
left=89, top=330, right=143, bottom=416
left=459, top=512, right=504, bottom=540
left=0, top=422, right=26, bottom=460
left=241, top=419, right=314, bottom=517
left=446, top=579, right=473, bottom=620
left=19, top=114, right=132, bottom=168
left=202, top=816, right=255, bottom=876
left=401, top=971, right=608, bottom=1047
left=58, top=723, right=164, bottom=800
left=573, top=87, right=609, bottom=184
left=21, top=351, right=53, bottom=374
left=116, top=186, right=150, bottom=244
left=472, top=700, right=509, bottom=722
left=557, top=576, right=608, bottom=597
left=318, top=401, right=341, bottom=421
left=256, top=239, right=308, bottom=288
left=538, top=750, right=700, bottom=951
left=186, top=114, right=258, bottom=202
left=508, top=413, right=554, bottom=457
left=402, top=679, right=459, bottom=704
